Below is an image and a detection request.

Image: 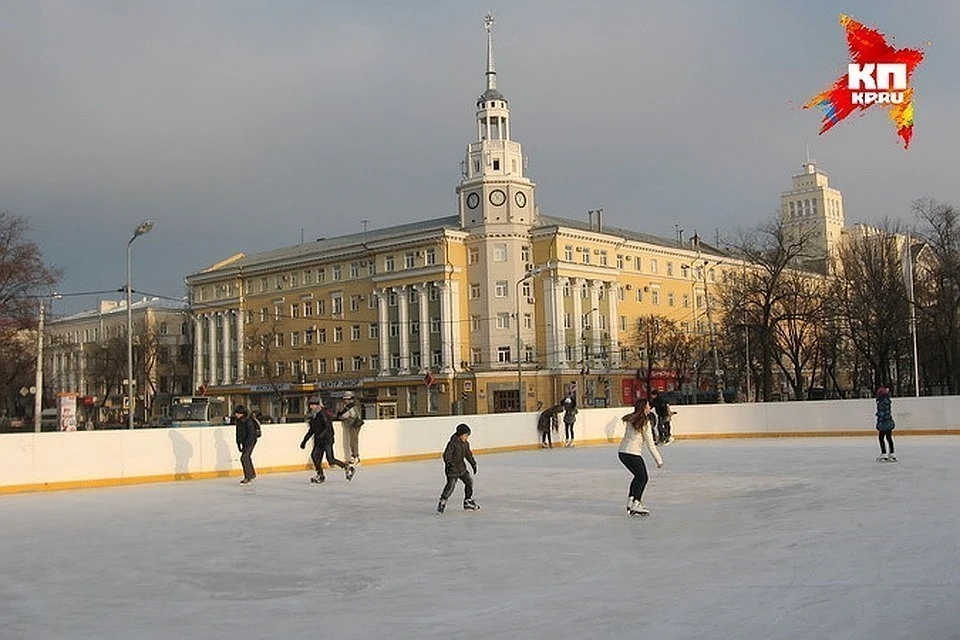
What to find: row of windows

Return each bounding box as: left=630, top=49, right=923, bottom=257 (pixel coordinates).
left=247, top=350, right=445, bottom=377
left=467, top=244, right=531, bottom=265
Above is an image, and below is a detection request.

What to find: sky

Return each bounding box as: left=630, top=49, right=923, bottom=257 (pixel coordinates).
left=1, top=1, right=957, bottom=317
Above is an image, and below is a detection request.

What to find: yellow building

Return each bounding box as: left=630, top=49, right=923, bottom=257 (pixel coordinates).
left=185, top=17, right=727, bottom=418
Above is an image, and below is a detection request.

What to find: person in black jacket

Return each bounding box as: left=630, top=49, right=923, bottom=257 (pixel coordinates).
left=300, top=397, right=355, bottom=483
left=437, top=423, right=479, bottom=513
left=649, top=389, right=670, bottom=444
left=233, top=405, right=260, bottom=484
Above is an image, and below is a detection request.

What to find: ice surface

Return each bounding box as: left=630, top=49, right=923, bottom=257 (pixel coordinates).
left=1, top=437, right=958, bottom=640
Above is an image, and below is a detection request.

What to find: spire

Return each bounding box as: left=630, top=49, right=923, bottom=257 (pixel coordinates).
left=484, top=13, right=497, bottom=91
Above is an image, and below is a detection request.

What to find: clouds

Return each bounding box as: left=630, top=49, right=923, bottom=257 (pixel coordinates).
left=0, top=1, right=955, bottom=315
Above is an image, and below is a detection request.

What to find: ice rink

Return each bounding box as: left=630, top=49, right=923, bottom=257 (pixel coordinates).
left=2, top=436, right=959, bottom=640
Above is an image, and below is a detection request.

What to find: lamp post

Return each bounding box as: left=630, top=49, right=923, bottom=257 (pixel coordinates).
left=580, top=306, right=599, bottom=407
left=685, top=253, right=724, bottom=403
left=905, top=233, right=920, bottom=397
left=127, top=220, right=154, bottom=429
left=515, top=266, right=542, bottom=412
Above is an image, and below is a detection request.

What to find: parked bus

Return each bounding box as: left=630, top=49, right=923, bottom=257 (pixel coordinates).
left=169, top=396, right=228, bottom=427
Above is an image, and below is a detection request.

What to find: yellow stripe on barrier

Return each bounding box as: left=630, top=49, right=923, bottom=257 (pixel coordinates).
left=2, top=431, right=958, bottom=495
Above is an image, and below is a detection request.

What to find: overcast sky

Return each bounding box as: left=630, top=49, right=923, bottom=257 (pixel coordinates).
left=2, top=1, right=956, bottom=316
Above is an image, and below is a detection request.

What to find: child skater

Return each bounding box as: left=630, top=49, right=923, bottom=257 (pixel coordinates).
left=618, top=399, right=664, bottom=516
left=437, top=423, right=479, bottom=513
left=875, top=386, right=897, bottom=462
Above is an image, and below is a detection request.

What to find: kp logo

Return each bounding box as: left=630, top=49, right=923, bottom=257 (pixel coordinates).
left=805, top=15, right=924, bottom=149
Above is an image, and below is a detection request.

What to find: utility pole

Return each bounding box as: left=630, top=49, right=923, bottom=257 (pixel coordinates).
left=33, top=299, right=45, bottom=432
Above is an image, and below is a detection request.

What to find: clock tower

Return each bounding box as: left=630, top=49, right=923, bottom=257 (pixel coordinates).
left=457, top=14, right=537, bottom=229
left=456, top=15, right=541, bottom=380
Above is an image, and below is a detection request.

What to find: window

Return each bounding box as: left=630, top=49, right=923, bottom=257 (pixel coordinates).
left=425, top=248, right=436, bottom=265
left=521, top=281, right=532, bottom=298
left=385, top=255, right=395, bottom=272
left=617, top=255, right=624, bottom=269
left=496, top=313, right=510, bottom=329
left=493, top=244, right=507, bottom=262
left=317, top=328, right=327, bottom=344
left=564, top=246, right=573, bottom=261
left=683, top=293, right=690, bottom=308
left=650, top=259, right=658, bottom=274
left=411, top=353, right=422, bottom=369
left=405, top=252, right=416, bottom=269
left=431, top=350, right=442, bottom=368
left=652, top=290, right=660, bottom=305
left=430, top=318, right=441, bottom=333
left=303, top=302, right=313, bottom=317
left=303, top=269, right=314, bottom=285
left=469, top=248, right=480, bottom=265
left=305, top=329, right=314, bottom=345
left=334, top=357, right=344, bottom=372
left=492, top=158, right=500, bottom=171
left=332, top=265, right=342, bottom=281
left=391, top=354, right=401, bottom=369
left=581, top=250, right=590, bottom=264
left=369, top=323, right=378, bottom=339
left=370, top=355, right=379, bottom=370
left=599, top=251, right=608, bottom=266
left=389, top=322, right=400, bottom=337
left=494, top=281, right=508, bottom=298
left=470, top=283, right=481, bottom=299
left=667, top=293, right=675, bottom=307
left=334, top=327, right=343, bottom=342
left=291, top=304, right=301, bottom=318
left=274, top=333, right=284, bottom=347
left=564, top=313, right=571, bottom=329
left=259, top=277, right=268, bottom=292
left=317, top=299, right=326, bottom=315
left=350, top=295, right=361, bottom=312
left=351, top=325, right=361, bottom=341
left=368, top=261, right=376, bottom=276
left=291, top=332, right=301, bottom=347
left=635, top=258, right=643, bottom=272
left=350, top=262, right=360, bottom=278
left=521, top=246, right=530, bottom=263
left=388, top=291, right=397, bottom=306
left=471, top=315, right=480, bottom=332
left=667, top=262, right=674, bottom=276
left=523, top=313, right=532, bottom=329
left=318, top=268, right=326, bottom=283
left=352, top=356, right=364, bottom=371
left=497, top=346, right=511, bottom=363
left=410, top=321, right=420, bottom=336
left=318, top=359, right=327, bottom=373
left=471, top=348, right=482, bottom=365
left=332, top=294, right=343, bottom=315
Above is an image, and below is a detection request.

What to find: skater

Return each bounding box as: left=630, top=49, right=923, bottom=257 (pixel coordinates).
left=660, top=403, right=676, bottom=445
left=233, top=405, right=260, bottom=484
left=562, top=396, right=577, bottom=447
left=300, top=397, right=355, bottom=483
left=337, top=391, right=364, bottom=464
left=437, top=423, right=479, bottom=513
left=618, top=399, right=664, bottom=516
left=649, top=389, right=670, bottom=444
left=875, top=386, right=896, bottom=462
left=537, top=404, right=560, bottom=448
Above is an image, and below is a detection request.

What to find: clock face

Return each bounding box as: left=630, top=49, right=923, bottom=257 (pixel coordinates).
left=514, top=191, right=527, bottom=208
left=489, top=189, right=507, bottom=206
left=466, top=192, right=480, bottom=209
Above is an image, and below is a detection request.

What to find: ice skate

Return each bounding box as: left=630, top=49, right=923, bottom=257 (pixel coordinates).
left=888, top=452, right=897, bottom=462
left=345, top=465, right=356, bottom=481
left=239, top=478, right=253, bottom=485
left=463, top=498, right=480, bottom=511
left=664, top=436, right=674, bottom=445
left=876, top=453, right=889, bottom=462
left=628, top=502, right=650, bottom=517
left=310, top=474, right=325, bottom=484
left=436, top=499, right=446, bottom=514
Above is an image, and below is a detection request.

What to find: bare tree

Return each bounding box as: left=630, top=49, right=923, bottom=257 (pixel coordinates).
left=0, top=211, right=61, bottom=417
left=913, top=198, right=960, bottom=393
left=721, top=218, right=814, bottom=401
left=771, top=271, right=828, bottom=399
left=835, top=222, right=911, bottom=392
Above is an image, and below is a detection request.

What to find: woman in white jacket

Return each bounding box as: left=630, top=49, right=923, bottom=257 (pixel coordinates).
left=618, top=399, right=664, bottom=516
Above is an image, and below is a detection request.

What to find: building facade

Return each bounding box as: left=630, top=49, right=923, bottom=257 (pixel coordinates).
left=44, top=298, right=193, bottom=426
left=185, top=17, right=730, bottom=419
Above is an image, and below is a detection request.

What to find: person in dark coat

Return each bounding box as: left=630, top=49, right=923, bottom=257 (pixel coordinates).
left=875, top=387, right=897, bottom=462
left=300, top=397, right=355, bottom=483
left=537, top=404, right=560, bottom=448
left=233, top=405, right=260, bottom=484
left=437, top=423, right=479, bottom=513
left=649, top=389, right=670, bottom=444
left=562, top=396, right=578, bottom=447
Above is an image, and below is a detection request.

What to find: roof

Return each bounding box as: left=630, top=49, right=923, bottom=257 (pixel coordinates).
left=51, top=297, right=188, bottom=325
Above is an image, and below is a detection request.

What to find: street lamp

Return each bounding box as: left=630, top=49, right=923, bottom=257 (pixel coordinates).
left=127, top=220, right=154, bottom=429
left=580, top=306, right=599, bottom=407
left=516, top=266, right=543, bottom=412
left=684, top=255, right=724, bottom=403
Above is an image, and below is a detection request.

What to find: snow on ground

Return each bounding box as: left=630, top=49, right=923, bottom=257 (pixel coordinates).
left=1, top=436, right=958, bottom=640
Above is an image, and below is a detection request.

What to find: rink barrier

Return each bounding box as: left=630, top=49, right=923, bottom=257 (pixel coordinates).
left=2, top=395, right=959, bottom=495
